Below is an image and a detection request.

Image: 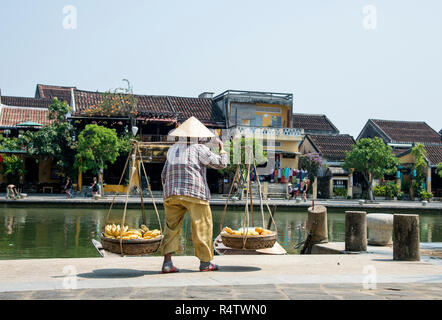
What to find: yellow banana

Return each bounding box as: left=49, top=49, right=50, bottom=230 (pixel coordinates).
left=224, top=227, right=234, bottom=234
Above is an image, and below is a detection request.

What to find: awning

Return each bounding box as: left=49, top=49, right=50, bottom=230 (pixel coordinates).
left=16, top=121, right=43, bottom=127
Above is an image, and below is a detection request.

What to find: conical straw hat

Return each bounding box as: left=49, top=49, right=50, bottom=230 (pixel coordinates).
left=168, top=116, right=215, bottom=138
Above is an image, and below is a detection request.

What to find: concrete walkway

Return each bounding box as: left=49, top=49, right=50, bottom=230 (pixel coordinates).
left=1, top=193, right=442, bottom=211
left=1, top=252, right=441, bottom=300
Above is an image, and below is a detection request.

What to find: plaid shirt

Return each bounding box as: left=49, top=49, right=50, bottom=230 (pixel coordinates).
left=161, top=143, right=228, bottom=201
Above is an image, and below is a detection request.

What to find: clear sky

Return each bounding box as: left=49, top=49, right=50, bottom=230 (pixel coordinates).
left=1, top=0, right=441, bottom=137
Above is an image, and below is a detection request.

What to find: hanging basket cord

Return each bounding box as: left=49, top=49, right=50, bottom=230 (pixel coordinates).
left=220, top=147, right=278, bottom=250
left=103, top=140, right=164, bottom=255
left=104, top=145, right=132, bottom=225
left=136, top=145, right=163, bottom=235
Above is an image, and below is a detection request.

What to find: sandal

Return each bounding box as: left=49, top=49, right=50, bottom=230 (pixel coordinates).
left=200, top=263, right=219, bottom=272
left=161, top=265, right=180, bottom=274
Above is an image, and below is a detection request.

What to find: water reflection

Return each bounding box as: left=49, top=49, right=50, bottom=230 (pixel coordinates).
left=0, top=207, right=441, bottom=259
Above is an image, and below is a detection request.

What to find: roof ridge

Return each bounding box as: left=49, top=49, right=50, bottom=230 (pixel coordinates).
left=370, top=118, right=427, bottom=124
left=2, top=95, right=52, bottom=100
left=293, top=113, right=327, bottom=116
left=0, top=105, right=50, bottom=110
left=75, top=88, right=209, bottom=100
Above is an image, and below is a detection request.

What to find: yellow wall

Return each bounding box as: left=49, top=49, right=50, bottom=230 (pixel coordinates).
left=38, top=157, right=61, bottom=183
left=280, top=141, right=299, bottom=153
left=299, top=138, right=317, bottom=155
left=103, top=185, right=128, bottom=193
left=255, top=103, right=291, bottom=128
left=398, top=152, right=415, bottom=164
left=281, top=157, right=297, bottom=168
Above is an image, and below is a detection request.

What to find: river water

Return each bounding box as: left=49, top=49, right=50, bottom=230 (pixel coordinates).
left=0, top=206, right=441, bottom=259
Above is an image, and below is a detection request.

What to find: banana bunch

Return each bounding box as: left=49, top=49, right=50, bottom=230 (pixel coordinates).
left=104, top=224, right=162, bottom=240
left=223, top=226, right=273, bottom=236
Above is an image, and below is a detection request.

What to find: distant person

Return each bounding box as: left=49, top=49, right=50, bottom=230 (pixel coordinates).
left=302, top=178, right=310, bottom=202
left=288, top=184, right=298, bottom=200
left=91, top=177, right=99, bottom=196
left=64, top=177, right=73, bottom=198
left=6, top=184, right=18, bottom=199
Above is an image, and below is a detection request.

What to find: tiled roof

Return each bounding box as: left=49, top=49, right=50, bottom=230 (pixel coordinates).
left=72, top=89, right=225, bottom=127
left=1, top=96, right=52, bottom=109
left=35, top=84, right=226, bottom=126
left=293, top=113, right=339, bottom=134
left=36, top=84, right=74, bottom=102
left=169, top=96, right=225, bottom=126
left=306, top=134, right=356, bottom=161
left=424, top=144, right=442, bottom=165
left=370, top=119, right=441, bottom=144
left=396, top=144, right=442, bottom=166
left=0, top=105, right=52, bottom=127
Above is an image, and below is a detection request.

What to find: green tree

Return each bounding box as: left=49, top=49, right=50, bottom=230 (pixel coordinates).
left=74, top=124, right=121, bottom=196
left=22, top=98, right=76, bottom=177
left=217, top=137, right=267, bottom=199
left=343, top=137, right=398, bottom=201
left=411, top=144, right=428, bottom=198
left=1, top=154, right=26, bottom=185
left=218, top=137, right=267, bottom=177
left=299, top=153, right=323, bottom=182
left=437, top=163, right=442, bottom=178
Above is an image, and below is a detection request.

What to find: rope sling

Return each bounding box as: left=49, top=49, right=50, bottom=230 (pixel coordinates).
left=219, top=146, right=278, bottom=249
left=103, top=140, right=163, bottom=256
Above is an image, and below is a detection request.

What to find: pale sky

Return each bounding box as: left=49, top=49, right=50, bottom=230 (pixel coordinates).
left=1, top=0, right=441, bottom=137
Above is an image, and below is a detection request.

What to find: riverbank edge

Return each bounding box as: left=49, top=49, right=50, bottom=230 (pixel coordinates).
left=1, top=195, right=441, bottom=212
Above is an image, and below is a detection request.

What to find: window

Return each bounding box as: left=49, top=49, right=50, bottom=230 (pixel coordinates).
left=255, top=115, right=262, bottom=127
left=271, top=116, right=281, bottom=127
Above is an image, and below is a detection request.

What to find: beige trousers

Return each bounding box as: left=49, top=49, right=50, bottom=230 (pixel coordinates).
left=161, top=195, right=214, bottom=262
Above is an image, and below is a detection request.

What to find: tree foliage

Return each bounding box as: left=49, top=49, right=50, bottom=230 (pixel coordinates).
left=82, top=88, right=138, bottom=118
left=299, top=153, right=323, bottom=182
left=74, top=124, right=121, bottom=174
left=437, top=163, right=442, bottom=179
left=1, top=154, right=26, bottom=185
left=22, top=98, right=76, bottom=176
left=343, top=137, right=398, bottom=200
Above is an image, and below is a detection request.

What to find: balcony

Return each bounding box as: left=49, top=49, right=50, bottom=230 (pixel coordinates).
left=229, top=126, right=304, bottom=140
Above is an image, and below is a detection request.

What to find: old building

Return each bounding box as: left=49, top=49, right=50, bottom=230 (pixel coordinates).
left=299, top=133, right=356, bottom=199
left=357, top=119, right=442, bottom=198
left=213, top=90, right=303, bottom=183
left=35, top=84, right=227, bottom=193
left=0, top=94, right=60, bottom=193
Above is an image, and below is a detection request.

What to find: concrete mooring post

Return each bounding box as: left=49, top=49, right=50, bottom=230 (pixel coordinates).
left=306, top=205, right=328, bottom=244
left=345, top=211, right=367, bottom=252
left=393, top=214, right=420, bottom=261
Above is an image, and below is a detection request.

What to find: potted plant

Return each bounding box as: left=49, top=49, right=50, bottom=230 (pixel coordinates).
left=333, top=188, right=348, bottom=199
left=385, top=181, right=399, bottom=200
left=374, top=185, right=386, bottom=200
left=420, top=190, right=433, bottom=203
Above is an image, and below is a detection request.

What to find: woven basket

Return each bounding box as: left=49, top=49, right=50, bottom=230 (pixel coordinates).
left=221, top=231, right=277, bottom=250
left=100, top=233, right=163, bottom=255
